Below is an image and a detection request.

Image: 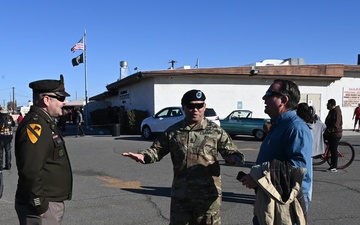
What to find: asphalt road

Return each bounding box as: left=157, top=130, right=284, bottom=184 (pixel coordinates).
left=1, top=127, right=360, bottom=225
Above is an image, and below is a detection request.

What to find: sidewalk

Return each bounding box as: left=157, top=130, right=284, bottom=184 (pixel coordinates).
left=343, top=129, right=360, bottom=136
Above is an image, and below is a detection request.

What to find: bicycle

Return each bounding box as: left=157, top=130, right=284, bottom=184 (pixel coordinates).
left=312, top=141, right=355, bottom=169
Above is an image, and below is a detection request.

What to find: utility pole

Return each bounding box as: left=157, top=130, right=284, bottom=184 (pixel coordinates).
left=12, top=87, right=15, bottom=112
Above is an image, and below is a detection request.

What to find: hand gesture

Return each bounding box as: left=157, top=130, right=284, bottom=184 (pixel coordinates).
left=122, top=152, right=145, bottom=164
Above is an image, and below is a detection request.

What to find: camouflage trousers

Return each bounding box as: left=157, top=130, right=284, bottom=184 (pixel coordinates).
left=170, top=196, right=221, bottom=225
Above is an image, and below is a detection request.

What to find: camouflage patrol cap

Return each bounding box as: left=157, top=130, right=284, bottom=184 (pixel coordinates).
left=29, top=74, right=70, bottom=97
left=181, top=89, right=206, bottom=105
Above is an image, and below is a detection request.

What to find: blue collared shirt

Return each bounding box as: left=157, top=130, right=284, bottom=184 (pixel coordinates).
left=256, top=110, right=313, bottom=201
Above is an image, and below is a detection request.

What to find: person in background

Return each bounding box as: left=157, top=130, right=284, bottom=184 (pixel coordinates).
left=17, top=112, right=24, bottom=125
left=15, top=74, right=73, bottom=225
left=324, top=99, right=343, bottom=172
left=297, top=103, right=327, bottom=157
left=0, top=107, right=15, bottom=170
left=308, top=105, right=320, bottom=121
left=297, top=102, right=326, bottom=207
left=57, top=108, right=68, bottom=136
left=123, top=89, right=244, bottom=225
left=75, top=108, right=85, bottom=137
left=0, top=106, right=15, bottom=198
left=352, top=103, right=360, bottom=132
left=240, top=79, right=312, bottom=224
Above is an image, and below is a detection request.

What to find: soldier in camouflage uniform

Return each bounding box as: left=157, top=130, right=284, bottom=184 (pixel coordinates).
left=123, top=89, right=244, bottom=225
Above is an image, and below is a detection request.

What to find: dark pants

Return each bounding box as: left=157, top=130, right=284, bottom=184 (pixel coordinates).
left=354, top=118, right=360, bottom=130
left=0, top=171, right=3, bottom=199
left=76, top=123, right=85, bottom=136
left=0, top=138, right=12, bottom=169
left=15, top=197, right=65, bottom=225
left=327, top=136, right=341, bottom=168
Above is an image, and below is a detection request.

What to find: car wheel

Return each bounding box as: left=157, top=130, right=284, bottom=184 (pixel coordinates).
left=142, top=125, right=152, bottom=139
left=254, top=130, right=266, bottom=141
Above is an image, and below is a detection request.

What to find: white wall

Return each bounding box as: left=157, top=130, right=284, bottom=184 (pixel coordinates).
left=153, top=76, right=272, bottom=119
left=112, top=75, right=357, bottom=130
left=324, top=77, right=359, bottom=129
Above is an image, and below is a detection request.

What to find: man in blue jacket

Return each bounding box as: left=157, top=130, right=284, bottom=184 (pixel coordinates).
left=240, top=79, right=313, bottom=224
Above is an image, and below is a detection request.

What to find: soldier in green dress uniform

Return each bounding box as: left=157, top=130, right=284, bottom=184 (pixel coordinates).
left=15, top=74, right=73, bottom=225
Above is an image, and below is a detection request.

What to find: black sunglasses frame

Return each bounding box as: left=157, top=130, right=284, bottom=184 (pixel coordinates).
left=45, top=95, right=66, bottom=102
left=186, top=103, right=205, bottom=110
left=264, top=90, right=284, bottom=97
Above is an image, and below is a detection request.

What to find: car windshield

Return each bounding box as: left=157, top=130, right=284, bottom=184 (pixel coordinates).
left=155, top=108, right=183, bottom=118
left=229, top=110, right=251, bottom=119
left=205, top=108, right=217, bottom=117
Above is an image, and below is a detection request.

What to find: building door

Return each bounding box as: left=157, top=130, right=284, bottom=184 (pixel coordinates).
left=300, top=93, right=321, bottom=118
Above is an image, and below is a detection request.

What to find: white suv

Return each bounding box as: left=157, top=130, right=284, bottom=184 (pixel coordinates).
left=141, top=106, right=221, bottom=139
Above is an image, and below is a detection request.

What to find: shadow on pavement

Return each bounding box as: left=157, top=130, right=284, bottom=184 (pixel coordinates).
left=121, top=186, right=255, bottom=205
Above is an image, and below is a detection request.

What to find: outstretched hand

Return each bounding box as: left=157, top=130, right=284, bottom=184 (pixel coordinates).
left=122, top=152, right=145, bottom=164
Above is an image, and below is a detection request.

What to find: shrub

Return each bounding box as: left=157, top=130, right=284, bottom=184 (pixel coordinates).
left=124, top=110, right=149, bottom=134
left=90, top=108, right=108, bottom=127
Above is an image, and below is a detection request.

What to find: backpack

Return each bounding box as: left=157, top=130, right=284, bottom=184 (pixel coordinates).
left=0, top=114, right=15, bottom=136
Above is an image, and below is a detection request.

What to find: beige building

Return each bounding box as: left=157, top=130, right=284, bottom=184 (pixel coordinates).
left=90, top=63, right=360, bottom=129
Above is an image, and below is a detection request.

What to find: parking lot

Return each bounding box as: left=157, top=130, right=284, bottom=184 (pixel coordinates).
left=1, top=127, right=360, bottom=225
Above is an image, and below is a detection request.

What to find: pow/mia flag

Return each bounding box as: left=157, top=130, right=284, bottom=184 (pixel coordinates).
left=71, top=53, right=83, bottom=67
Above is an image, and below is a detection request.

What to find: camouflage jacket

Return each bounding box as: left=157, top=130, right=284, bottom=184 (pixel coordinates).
left=138, top=118, right=244, bottom=199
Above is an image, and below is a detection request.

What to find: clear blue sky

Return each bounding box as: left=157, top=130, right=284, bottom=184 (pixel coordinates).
left=1, top=1, right=360, bottom=106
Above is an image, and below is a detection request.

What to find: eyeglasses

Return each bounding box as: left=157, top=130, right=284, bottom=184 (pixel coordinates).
left=186, top=103, right=204, bottom=109
left=264, top=90, right=284, bottom=97
left=45, top=95, right=66, bottom=102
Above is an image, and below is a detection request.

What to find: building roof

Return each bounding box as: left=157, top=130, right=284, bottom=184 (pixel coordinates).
left=65, top=98, right=86, bottom=107
left=90, top=64, right=360, bottom=100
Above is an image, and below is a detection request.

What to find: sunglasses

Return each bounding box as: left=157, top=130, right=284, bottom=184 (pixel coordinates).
left=45, top=95, right=66, bottom=102
left=264, top=90, right=284, bottom=97
left=186, top=103, right=204, bottom=109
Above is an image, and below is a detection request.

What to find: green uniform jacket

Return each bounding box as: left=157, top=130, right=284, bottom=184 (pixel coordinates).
left=138, top=118, right=244, bottom=199
left=15, top=106, right=73, bottom=215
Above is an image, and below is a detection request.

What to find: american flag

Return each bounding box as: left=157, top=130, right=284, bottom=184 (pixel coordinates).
left=71, top=37, right=84, bottom=53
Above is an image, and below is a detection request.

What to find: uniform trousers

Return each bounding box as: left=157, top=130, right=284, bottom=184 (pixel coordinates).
left=15, top=198, right=65, bottom=225
left=170, top=196, right=221, bottom=225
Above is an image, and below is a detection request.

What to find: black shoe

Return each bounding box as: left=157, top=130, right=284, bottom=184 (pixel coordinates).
left=3, top=166, right=10, bottom=170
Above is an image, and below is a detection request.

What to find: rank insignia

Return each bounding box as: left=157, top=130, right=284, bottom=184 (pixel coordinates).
left=27, top=124, right=42, bottom=144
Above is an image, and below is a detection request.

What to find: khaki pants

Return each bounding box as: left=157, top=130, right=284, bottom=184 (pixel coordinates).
left=15, top=198, right=65, bottom=225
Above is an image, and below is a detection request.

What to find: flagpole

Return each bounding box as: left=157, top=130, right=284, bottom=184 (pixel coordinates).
left=84, top=29, right=89, bottom=127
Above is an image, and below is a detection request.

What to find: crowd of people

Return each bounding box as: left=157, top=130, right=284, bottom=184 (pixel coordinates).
left=0, top=75, right=354, bottom=225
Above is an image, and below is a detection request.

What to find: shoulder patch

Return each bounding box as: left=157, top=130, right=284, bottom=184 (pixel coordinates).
left=27, top=124, right=42, bottom=144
